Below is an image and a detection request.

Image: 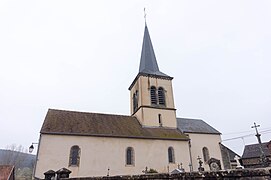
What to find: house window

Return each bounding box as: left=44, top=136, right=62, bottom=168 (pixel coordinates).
left=69, top=145, right=80, bottom=166
left=126, top=147, right=135, bottom=165
left=168, top=147, right=175, bottom=163
left=158, top=87, right=166, bottom=106
left=150, top=86, right=157, bottom=105
left=202, top=147, right=210, bottom=162
left=133, top=90, right=138, bottom=112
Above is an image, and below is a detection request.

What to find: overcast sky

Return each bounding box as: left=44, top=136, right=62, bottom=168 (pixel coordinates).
left=0, top=0, right=270, bottom=155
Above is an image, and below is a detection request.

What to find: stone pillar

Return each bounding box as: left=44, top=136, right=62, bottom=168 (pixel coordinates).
left=44, top=170, right=55, bottom=180
left=56, top=168, right=71, bottom=180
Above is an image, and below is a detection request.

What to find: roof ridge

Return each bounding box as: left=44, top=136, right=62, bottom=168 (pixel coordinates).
left=245, top=142, right=269, bottom=147
left=177, top=117, right=204, bottom=121
left=48, top=108, right=131, bottom=118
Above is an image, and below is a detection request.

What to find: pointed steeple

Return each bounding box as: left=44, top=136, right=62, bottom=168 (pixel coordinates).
left=139, top=25, right=170, bottom=77
left=129, top=24, right=173, bottom=90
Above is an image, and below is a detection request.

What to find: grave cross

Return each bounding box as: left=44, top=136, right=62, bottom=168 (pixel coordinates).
left=251, top=122, right=269, bottom=167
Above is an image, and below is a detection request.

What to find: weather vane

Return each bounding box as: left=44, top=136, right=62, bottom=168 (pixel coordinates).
left=144, top=8, right=147, bottom=24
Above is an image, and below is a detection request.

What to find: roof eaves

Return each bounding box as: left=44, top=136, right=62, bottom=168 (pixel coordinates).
left=128, top=73, right=173, bottom=90
left=183, top=131, right=221, bottom=135
left=40, top=131, right=189, bottom=141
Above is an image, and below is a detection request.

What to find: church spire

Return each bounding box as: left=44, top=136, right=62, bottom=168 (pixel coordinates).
left=129, top=22, right=177, bottom=128
left=138, top=24, right=170, bottom=78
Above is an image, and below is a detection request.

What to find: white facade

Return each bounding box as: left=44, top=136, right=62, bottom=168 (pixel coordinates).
left=35, top=134, right=190, bottom=178
left=187, top=133, right=224, bottom=171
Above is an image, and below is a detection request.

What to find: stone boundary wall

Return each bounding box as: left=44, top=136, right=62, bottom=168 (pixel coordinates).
left=61, top=168, right=271, bottom=180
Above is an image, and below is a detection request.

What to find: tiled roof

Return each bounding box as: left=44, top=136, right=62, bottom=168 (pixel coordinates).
left=0, top=165, right=14, bottom=180
left=176, top=118, right=221, bottom=134
left=41, top=109, right=188, bottom=141
left=242, top=142, right=271, bottom=159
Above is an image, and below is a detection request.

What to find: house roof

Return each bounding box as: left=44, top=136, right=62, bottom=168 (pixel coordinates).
left=242, top=142, right=271, bottom=159
left=41, top=109, right=189, bottom=141
left=176, top=118, right=221, bottom=134
left=0, top=165, right=14, bottom=180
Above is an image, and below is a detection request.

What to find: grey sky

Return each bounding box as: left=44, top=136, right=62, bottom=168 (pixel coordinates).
left=0, top=0, right=270, bottom=155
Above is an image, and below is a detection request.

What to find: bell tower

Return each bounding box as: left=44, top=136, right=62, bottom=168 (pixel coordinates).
left=129, top=25, right=177, bottom=128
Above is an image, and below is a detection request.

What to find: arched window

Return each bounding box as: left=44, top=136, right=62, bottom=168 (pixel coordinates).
left=202, top=147, right=210, bottom=162
left=126, top=147, right=135, bottom=165
left=168, top=147, right=175, bottom=163
left=158, top=87, right=166, bottom=106
left=133, top=90, right=138, bottom=113
left=150, top=86, right=157, bottom=105
left=69, top=145, right=80, bottom=166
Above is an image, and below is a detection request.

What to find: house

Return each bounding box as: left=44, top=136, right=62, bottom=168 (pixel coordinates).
left=0, top=165, right=15, bottom=180
left=34, top=24, right=224, bottom=178
left=241, top=141, right=271, bottom=168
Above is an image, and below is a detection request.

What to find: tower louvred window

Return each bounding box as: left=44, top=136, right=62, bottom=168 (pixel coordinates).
left=158, top=87, right=166, bottom=106
left=150, top=86, right=157, bottom=105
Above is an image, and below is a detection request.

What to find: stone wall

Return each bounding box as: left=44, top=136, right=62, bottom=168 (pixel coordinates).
left=60, top=168, right=271, bottom=180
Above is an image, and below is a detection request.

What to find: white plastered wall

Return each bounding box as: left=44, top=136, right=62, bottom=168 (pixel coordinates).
left=188, top=133, right=223, bottom=171
left=35, top=134, right=190, bottom=178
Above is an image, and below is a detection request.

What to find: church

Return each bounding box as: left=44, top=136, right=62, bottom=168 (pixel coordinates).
left=34, top=24, right=224, bottom=178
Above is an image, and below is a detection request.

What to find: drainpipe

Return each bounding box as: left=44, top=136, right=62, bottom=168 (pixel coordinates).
left=188, top=138, right=193, bottom=171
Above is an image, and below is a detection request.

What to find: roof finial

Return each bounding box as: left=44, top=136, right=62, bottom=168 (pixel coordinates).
left=144, top=8, right=147, bottom=25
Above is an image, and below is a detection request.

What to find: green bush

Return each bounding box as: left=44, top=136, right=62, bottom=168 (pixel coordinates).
left=147, top=168, right=158, bottom=173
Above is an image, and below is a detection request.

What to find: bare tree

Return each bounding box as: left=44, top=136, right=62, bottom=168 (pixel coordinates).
left=0, top=144, right=37, bottom=179
left=0, top=144, right=28, bottom=168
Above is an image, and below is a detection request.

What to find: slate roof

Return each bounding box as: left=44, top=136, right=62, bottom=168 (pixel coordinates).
left=242, top=142, right=271, bottom=159
left=220, top=143, right=240, bottom=161
left=41, top=109, right=189, bottom=141
left=176, top=118, right=221, bottom=134
left=129, top=25, right=173, bottom=90
left=138, top=25, right=170, bottom=78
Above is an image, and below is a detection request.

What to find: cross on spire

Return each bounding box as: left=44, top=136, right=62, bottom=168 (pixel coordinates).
left=144, top=8, right=147, bottom=25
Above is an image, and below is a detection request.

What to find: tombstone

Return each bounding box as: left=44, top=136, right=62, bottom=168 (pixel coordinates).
left=178, top=163, right=185, bottom=172
left=197, top=156, right=204, bottom=172
left=171, top=168, right=184, bottom=174
left=234, top=155, right=244, bottom=169
left=44, top=170, right=55, bottom=180
left=56, top=168, right=71, bottom=180
left=207, top=158, right=221, bottom=171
